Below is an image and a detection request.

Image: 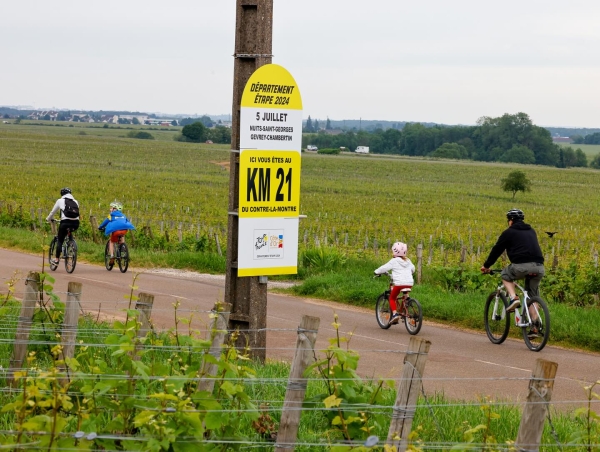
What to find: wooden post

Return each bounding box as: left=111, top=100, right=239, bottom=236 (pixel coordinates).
left=515, top=359, right=558, bottom=452
left=387, top=337, right=431, bottom=452
left=197, top=302, right=232, bottom=393
left=416, top=243, right=423, bottom=284
left=427, top=235, right=432, bottom=265
left=61, top=282, right=82, bottom=365
left=51, top=220, right=57, bottom=235
left=215, top=233, right=222, bottom=256
left=594, top=251, right=598, bottom=268
left=9, top=271, right=40, bottom=385
left=460, top=245, right=467, bottom=263
left=135, top=293, right=154, bottom=338
left=275, top=315, right=320, bottom=452
left=178, top=222, right=183, bottom=242
left=90, top=215, right=99, bottom=243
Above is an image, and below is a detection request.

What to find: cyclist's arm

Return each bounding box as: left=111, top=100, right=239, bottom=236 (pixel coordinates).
left=374, top=260, right=393, bottom=275
left=45, top=200, right=62, bottom=222
left=483, top=230, right=510, bottom=268
left=98, top=218, right=110, bottom=229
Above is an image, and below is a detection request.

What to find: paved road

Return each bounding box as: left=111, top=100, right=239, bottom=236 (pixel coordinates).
left=2, top=248, right=599, bottom=409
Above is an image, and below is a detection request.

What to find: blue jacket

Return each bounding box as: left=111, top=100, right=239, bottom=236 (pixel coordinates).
left=98, top=210, right=136, bottom=235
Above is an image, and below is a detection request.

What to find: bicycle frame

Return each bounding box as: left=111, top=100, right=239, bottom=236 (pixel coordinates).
left=491, top=280, right=539, bottom=328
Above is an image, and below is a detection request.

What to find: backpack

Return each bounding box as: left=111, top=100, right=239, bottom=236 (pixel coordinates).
left=63, top=198, right=80, bottom=219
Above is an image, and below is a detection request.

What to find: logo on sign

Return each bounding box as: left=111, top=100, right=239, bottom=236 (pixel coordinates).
left=253, top=230, right=284, bottom=260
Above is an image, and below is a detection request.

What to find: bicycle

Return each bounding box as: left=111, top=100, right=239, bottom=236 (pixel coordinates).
left=374, top=272, right=423, bottom=335
left=484, top=269, right=550, bottom=352
left=48, top=219, right=77, bottom=273
left=101, top=229, right=129, bottom=273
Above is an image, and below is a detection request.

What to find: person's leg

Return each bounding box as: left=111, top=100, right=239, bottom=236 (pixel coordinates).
left=389, top=286, right=401, bottom=313
left=525, top=265, right=545, bottom=322
left=109, top=232, right=119, bottom=263
left=56, top=222, right=68, bottom=260
left=501, top=264, right=521, bottom=311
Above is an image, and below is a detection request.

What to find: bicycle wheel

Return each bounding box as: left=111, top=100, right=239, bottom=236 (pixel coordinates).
left=48, top=237, right=58, bottom=271
left=484, top=291, right=510, bottom=344
left=404, top=298, right=423, bottom=335
left=118, top=243, right=129, bottom=273
left=64, top=240, right=77, bottom=273
left=104, top=240, right=114, bottom=271
left=522, top=296, right=550, bottom=352
left=375, top=293, right=392, bottom=329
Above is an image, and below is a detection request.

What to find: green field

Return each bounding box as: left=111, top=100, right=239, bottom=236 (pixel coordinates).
left=2, top=122, right=600, bottom=269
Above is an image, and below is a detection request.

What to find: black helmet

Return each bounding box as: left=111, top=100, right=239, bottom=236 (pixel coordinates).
left=506, top=208, right=525, bottom=221
left=60, top=187, right=72, bottom=196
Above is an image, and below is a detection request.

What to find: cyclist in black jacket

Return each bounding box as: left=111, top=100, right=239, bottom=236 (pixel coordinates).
left=481, top=209, right=545, bottom=312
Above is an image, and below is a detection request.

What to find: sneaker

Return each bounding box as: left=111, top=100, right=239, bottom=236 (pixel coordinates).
left=109, top=258, right=115, bottom=265
left=388, top=313, right=400, bottom=325
left=51, top=258, right=59, bottom=265
left=506, top=298, right=521, bottom=312
left=527, top=328, right=540, bottom=339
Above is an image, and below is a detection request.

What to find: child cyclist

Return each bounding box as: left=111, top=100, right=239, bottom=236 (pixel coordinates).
left=374, top=242, right=415, bottom=325
left=98, top=201, right=135, bottom=265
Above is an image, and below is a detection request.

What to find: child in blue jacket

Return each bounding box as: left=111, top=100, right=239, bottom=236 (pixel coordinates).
left=98, top=201, right=135, bottom=265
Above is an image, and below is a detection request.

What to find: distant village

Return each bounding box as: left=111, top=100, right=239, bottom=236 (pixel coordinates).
left=1, top=109, right=232, bottom=128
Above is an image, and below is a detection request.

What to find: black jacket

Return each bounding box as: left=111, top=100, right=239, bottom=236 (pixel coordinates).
left=483, top=221, right=544, bottom=268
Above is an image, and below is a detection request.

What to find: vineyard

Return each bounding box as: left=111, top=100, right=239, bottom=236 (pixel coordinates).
left=2, top=122, right=600, bottom=269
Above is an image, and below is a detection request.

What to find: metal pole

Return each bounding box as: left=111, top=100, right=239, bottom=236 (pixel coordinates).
left=225, top=0, right=273, bottom=362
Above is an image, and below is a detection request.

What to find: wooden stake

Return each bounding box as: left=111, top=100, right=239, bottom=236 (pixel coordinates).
left=275, top=315, right=320, bottom=451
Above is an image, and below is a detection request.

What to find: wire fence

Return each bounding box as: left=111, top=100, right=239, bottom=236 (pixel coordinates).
left=0, top=274, right=598, bottom=451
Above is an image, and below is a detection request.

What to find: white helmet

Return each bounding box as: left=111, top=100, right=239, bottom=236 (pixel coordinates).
left=110, top=201, right=123, bottom=211
left=392, top=242, right=407, bottom=257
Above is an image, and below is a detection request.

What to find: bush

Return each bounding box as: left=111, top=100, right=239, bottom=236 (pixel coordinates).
left=126, top=131, right=154, bottom=140
left=317, top=148, right=341, bottom=155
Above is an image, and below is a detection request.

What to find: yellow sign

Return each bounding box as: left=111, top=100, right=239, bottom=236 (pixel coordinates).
left=238, top=64, right=302, bottom=276
left=241, top=64, right=303, bottom=110
left=239, top=150, right=301, bottom=218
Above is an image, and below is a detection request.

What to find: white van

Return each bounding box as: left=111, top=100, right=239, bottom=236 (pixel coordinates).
left=306, top=145, right=318, bottom=151
left=355, top=146, right=369, bottom=154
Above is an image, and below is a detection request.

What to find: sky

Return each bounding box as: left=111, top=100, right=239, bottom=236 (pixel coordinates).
left=2, top=0, right=600, bottom=128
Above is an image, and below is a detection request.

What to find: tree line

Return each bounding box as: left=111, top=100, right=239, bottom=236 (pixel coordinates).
left=178, top=121, right=232, bottom=144
left=303, top=112, right=592, bottom=169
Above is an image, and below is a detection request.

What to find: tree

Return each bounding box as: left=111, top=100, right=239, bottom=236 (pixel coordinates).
left=501, top=170, right=532, bottom=199
left=181, top=121, right=207, bottom=142
left=430, top=142, right=468, bottom=159
left=590, top=154, right=600, bottom=169
left=132, top=117, right=140, bottom=125
left=304, top=116, right=314, bottom=133
left=501, top=145, right=535, bottom=164
left=326, top=117, right=332, bottom=130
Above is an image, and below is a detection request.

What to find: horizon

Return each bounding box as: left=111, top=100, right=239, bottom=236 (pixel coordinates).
left=3, top=104, right=600, bottom=131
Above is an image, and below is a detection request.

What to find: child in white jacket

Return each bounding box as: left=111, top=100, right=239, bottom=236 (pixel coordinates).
left=374, top=242, right=415, bottom=325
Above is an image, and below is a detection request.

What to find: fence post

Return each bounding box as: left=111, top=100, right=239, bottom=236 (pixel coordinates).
left=135, top=293, right=154, bottom=338
left=51, top=220, right=57, bottom=235
left=9, top=271, right=40, bottom=385
left=275, top=315, right=320, bottom=452
left=197, top=302, right=232, bottom=393
left=61, top=282, right=82, bottom=362
left=386, top=336, right=431, bottom=452
left=416, top=244, right=423, bottom=284
left=515, top=359, right=558, bottom=452
left=215, top=233, right=222, bottom=256
left=428, top=235, right=432, bottom=265
left=89, top=215, right=99, bottom=243
left=178, top=222, right=183, bottom=242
